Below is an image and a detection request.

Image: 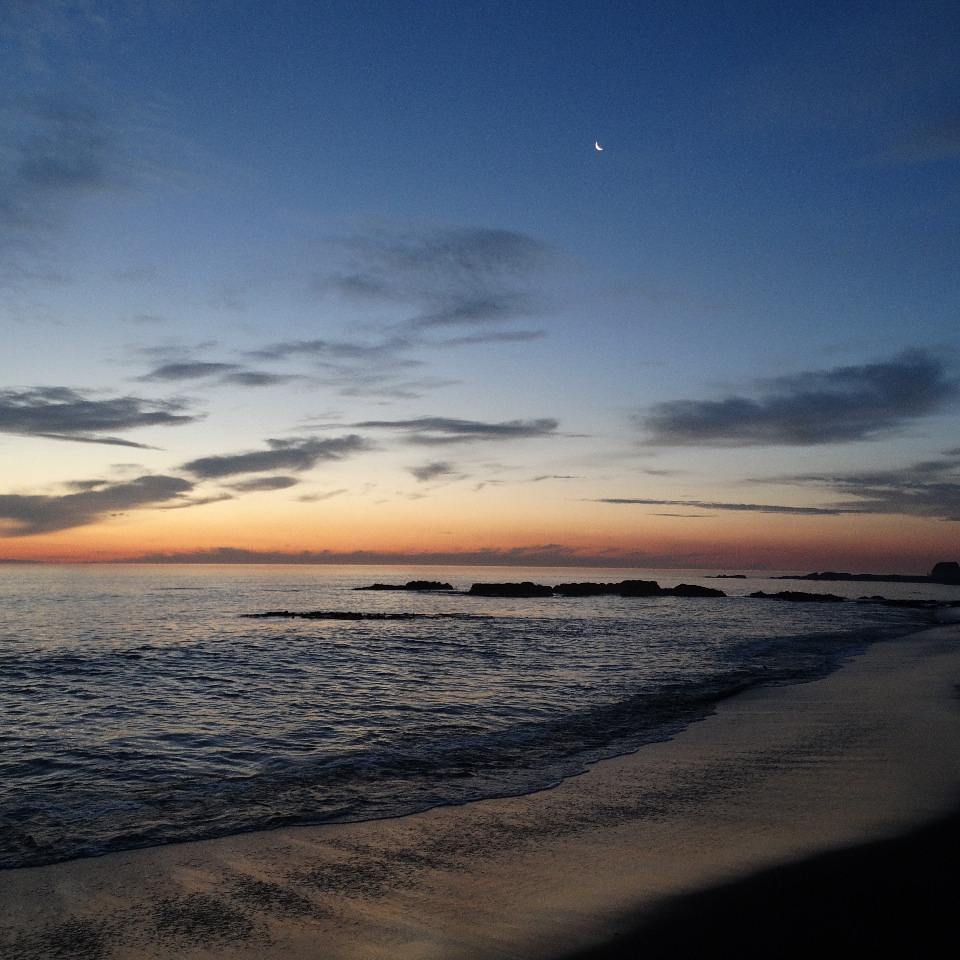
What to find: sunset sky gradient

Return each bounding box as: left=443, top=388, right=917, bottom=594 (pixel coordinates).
left=1, top=1, right=958, bottom=570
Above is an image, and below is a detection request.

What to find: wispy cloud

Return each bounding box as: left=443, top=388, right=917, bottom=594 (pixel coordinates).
left=227, top=475, right=301, bottom=492
left=0, top=386, right=196, bottom=446
left=318, top=225, right=555, bottom=330
left=241, top=227, right=556, bottom=402
left=408, top=461, right=457, bottom=482
left=639, top=350, right=957, bottom=446
left=529, top=474, right=581, bottom=482
left=181, top=435, right=369, bottom=479
left=1, top=95, right=118, bottom=282
left=248, top=336, right=413, bottom=364
left=296, top=488, right=348, bottom=502
left=158, top=494, right=233, bottom=511
left=352, top=416, right=559, bottom=445
left=219, top=370, right=297, bottom=387
left=0, top=475, right=193, bottom=536
left=138, top=362, right=296, bottom=388
left=774, top=449, right=960, bottom=521
left=138, top=362, right=238, bottom=381
left=433, top=330, right=546, bottom=347
left=593, top=498, right=854, bottom=515
left=246, top=335, right=450, bottom=400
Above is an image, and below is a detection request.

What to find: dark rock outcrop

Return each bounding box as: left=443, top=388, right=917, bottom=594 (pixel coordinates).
left=664, top=584, right=727, bottom=598
left=930, top=562, right=960, bottom=585
left=552, top=580, right=665, bottom=597
left=468, top=582, right=554, bottom=598
left=544, top=580, right=726, bottom=598
left=750, top=591, right=846, bottom=603
left=553, top=582, right=624, bottom=597
left=354, top=580, right=453, bottom=591
left=618, top=579, right=666, bottom=597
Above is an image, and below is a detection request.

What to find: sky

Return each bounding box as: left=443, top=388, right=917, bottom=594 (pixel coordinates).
left=1, top=0, right=958, bottom=571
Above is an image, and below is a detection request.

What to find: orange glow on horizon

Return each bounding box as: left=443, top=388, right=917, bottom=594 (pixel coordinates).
left=1, top=495, right=953, bottom=574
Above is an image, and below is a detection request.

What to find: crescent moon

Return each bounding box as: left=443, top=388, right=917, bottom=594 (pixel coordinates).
left=594, top=141, right=603, bottom=151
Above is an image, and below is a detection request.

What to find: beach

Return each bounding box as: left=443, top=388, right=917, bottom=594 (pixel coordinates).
left=2, top=621, right=958, bottom=959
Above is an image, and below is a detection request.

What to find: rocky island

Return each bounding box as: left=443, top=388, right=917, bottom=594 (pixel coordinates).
left=774, top=562, right=960, bottom=586
left=354, top=580, right=454, bottom=591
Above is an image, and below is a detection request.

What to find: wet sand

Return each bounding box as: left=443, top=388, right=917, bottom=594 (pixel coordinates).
left=1, top=624, right=958, bottom=959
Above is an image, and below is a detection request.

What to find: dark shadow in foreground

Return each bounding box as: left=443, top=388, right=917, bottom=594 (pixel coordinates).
left=564, top=809, right=960, bottom=960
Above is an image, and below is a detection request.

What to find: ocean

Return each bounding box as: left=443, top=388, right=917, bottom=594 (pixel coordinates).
left=0, top=563, right=948, bottom=871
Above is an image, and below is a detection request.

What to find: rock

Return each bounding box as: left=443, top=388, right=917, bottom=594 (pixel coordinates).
left=749, top=591, right=846, bottom=603
left=553, top=582, right=626, bottom=597
left=550, top=581, right=726, bottom=598
left=709, top=574, right=746, bottom=579
left=930, top=562, right=960, bottom=585
left=617, top=580, right=664, bottom=597
left=664, top=584, right=727, bottom=598
left=354, top=580, right=453, bottom=591
left=468, top=582, right=554, bottom=598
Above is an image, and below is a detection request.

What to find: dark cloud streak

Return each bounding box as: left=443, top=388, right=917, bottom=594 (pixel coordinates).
left=0, top=386, right=196, bottom=445
left=595, top=498, right=853, bottom=515
left=227, top=476, right=301, bottom=492
left=0, top=475, right=193, bottom=536
left=408, top=461, right=456, bottom=482
left=774, top=450, right=960, bottom=520
left=182, top=435, right=369, bottom=479
left=353, top=416, right=559, bottom=445
left=640, top=350, right=956, bottom=446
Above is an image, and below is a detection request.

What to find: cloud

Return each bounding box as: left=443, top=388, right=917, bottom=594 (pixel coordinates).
left=219, top=370, right=296, bottom=387
left=1, top=95, right=117, bottom=281
left=296, top=488, right=348, bottom=502
left=776, top=449, right=960, bottom=521
left=248, top=336, right=413, bottom=364
left=317, top=225, right=555, bottom=330
left=247, top=335, right=450, bottom=399
left=593, top=498, right=854, bottom=516
left=246, top=261, right=548, bottom=400
left=434, top=329, right=546, bottom=347
left=158, top=494, right=234, bottom=511
left=138, top=362, right=297, bottom=388
left=0, top=475, right=193, bottom=536
left=640, top=350, right=957, bottom=446
left=0, top=386, right=196, bottom=445
left=139, top=362, right=238, bottom=381
left=227, top=475, right=301, bottom=492
left=181, top=435, right=369, bottom=479
left=351, top=416, right=559, bottom=444
left=408, top=461, right=457, bottom=482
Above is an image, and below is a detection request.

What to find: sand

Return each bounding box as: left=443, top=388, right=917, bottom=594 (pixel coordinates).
left=1, top=623, right=959, bottom=960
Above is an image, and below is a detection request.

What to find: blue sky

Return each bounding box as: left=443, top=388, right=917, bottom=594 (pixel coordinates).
left=1, top=1, right=958, bottom=568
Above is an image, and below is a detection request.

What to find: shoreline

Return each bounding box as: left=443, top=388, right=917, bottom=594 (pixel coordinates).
left=2, top=623, right=959, bottom=958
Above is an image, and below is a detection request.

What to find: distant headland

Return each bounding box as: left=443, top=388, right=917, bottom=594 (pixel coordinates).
left=772, top=561, right=960, bottom=586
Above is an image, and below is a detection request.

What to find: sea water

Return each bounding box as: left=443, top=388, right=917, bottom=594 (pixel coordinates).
left=0, top=563, right=948, bottom=870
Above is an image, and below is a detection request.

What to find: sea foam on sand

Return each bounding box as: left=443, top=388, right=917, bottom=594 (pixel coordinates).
left=1, top=624, right=959, bottom=960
